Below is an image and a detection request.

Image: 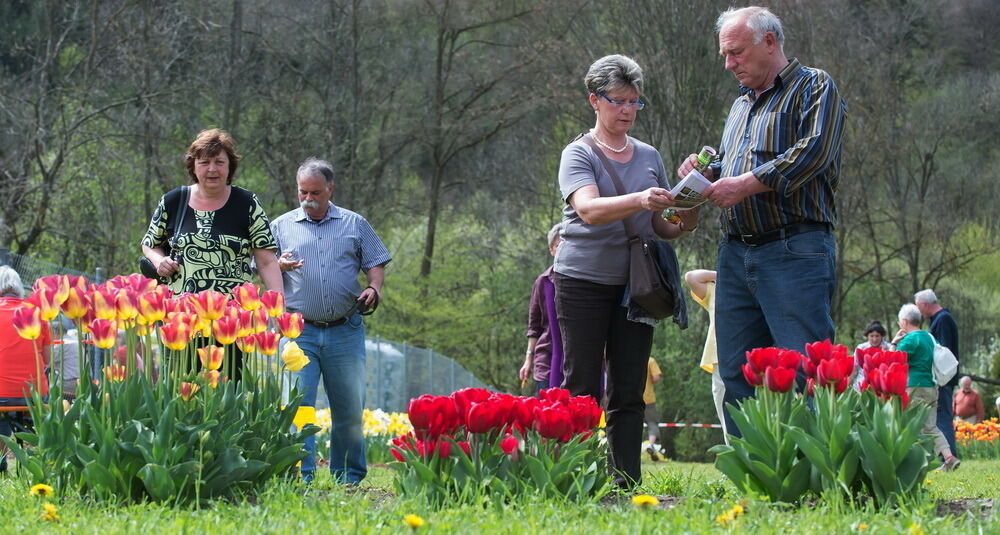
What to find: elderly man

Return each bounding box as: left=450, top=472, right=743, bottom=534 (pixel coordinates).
left=677, top=6, right=846, bottom=436
left=953, top=376, right=985, bottom=424
left=914, top=288, right=960, bottom=456
left=271, top=157, right=392, bottom=485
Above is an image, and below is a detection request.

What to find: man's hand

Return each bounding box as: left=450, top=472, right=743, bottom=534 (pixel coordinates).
left=357, top=285, right=380, bottom=310
left=676, top=153, right=715, bottom=180
left=278, top=252, right=304, bottom=272
left=705, top=172, right=768, bottom=208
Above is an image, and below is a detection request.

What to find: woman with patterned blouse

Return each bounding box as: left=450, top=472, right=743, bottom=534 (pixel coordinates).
left=141, top=129, right=282, bottom=295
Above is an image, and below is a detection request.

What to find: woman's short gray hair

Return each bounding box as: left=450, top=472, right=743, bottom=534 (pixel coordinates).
left=584, top=55, right=643, bottom=96
left=716, top=6, right=785, bottom=50
left=296, top=157, right=336, bottom=185
left=898, top=303, right=923, bottom=327
left=546, top=222, right=564, bottom=248
left=0, top=265, right=25, bottom=298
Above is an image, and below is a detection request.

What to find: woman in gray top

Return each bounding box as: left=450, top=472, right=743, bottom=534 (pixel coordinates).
left=553, top=54, right=699, bottom=488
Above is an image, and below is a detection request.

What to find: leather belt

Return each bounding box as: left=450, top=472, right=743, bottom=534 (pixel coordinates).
left=304, top=317, right=348, bottom=328
left=727, top=222, right=831, bottom=246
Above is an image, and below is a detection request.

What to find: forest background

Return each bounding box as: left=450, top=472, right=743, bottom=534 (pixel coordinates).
left=2, top=0, right=998, bottom=459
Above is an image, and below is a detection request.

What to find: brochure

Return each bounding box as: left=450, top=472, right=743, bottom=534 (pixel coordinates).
left=669, top=169, right=713, bottom=210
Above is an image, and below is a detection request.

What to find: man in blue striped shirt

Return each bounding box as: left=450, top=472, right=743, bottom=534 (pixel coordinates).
left=677, top=6, right=846, bottom=437
left=271, top=157, right=392, bottom=484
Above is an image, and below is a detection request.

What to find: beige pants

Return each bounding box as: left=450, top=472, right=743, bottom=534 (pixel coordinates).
left=908, top=386, right=950, bottom=457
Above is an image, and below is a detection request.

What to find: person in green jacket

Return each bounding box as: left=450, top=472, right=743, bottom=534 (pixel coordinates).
left=891, top=303, right=960, bottom=471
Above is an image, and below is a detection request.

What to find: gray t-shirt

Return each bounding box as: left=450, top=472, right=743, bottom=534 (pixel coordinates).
left=554, top=136, right=670, bottom=285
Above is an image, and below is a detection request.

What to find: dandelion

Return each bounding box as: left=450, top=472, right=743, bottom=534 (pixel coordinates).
left=907, top=523, right=925, bottom=535
left=631, top=494, right=659, bottom=508
left=29, top=483, right=54, bottom=497
left=858, top=522, right=868, bottom=530
left=40, top=502, right=59, bottom=522
left=403, top=514, right=425, bottom=529
left=715, top=503, right=746, bottom=526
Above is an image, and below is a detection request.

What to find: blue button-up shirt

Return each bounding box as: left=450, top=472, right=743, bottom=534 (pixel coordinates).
left=270, top=203, right=392, bottom=321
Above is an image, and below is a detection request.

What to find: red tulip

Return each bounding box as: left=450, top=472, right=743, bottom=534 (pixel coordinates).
left=501, top=436, right=519, bottom=455
left=533, top=404, right=574, bottom=442
left=436, top=439, right=452, bottom=458
left=539, top=387, right=570, bottom=405
left=260, top=290, right=285, bottom=317
left=451, top=387, right=492, bottom=423
left=391, top=448, right=405, bottom=462
left=817, top=356, right=853, bottom=387
left=408, top=395, right=460, bottom=438
left=467, top=401, right=506, bottom=434
left=881, top=362, right=909, bottom=397
left=567, top=395, right=603, bottom=432
left=511, top=396, right=541, bottom=432
left=764, top=366, right=797, bottom=393
left=277, top=312, right=304, bottom=339
left=746, top=347, right=780, bottom=374
left=742, top=363, right=763, bottom=387
left=457, top=441, right=471, bottom=457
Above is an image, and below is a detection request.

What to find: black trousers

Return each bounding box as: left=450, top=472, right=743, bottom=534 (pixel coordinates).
left=554, top=272, right=653, bottom=488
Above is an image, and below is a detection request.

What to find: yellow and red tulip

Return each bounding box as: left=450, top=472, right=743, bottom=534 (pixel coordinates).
left=179, top=382, right=200, bottom=401
left=236, top=334, right=257, bottom=353
left=212, top=316, right=239, bottom=345
left=61, top=287, right=90, bottom=320
left=33, top=275, right=70, bottom=305
left=117, top=273, right=158, bottom=294
left=11, top=306, right=43, bottom=340
left=115, top=289, right=139, bottom=322
left=198, top=345, right=224, bottom=371
left=66, top=275, right=89, bottom=291
left=255, top=331, right=281, bottom=356
left=277, top=312, right=304, bottom=339
left=91, top=287, right=118, bottom=320
left=252, top=308, right=269, bottom=333
left=89, top=319, right=117, bottom=349
left=260, top=290, right=285, bottom=317
left=26, top=288, right=61, bottom=322
left=202, top=370, right=221, bottom=388
left=159, top=322, right=192, bottom=351
left=137, top=291, right=167, bottom=324
left=232, top=283, right=262, bottom=311
left=189, top=290, right=227, bottom=321
left=103, top=364, right=127, bottom=382
left=235, top=309, right=254, bottom=337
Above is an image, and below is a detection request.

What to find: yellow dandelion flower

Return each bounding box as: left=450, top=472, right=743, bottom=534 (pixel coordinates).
left=40, top=502, right=59, bottom=522
left=857, top=522, right=868, bottom=530
left=631, top=494, right=659, bottom=508
left=908, top=523, right=925, bottom=535
left=732, top=504, right=745, bottom=515
left=403, top=514, right=425, bottom=529
left=29, top=483, right=54, bottom=497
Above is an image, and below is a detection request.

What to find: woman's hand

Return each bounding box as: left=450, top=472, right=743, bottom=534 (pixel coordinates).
left=639, top=187, right=674, bottom=211
left=519, top=361, right=531, bottom=382
left=156, top=256, right=180, bottom=277
left=677, top=207, right=700, bottom=231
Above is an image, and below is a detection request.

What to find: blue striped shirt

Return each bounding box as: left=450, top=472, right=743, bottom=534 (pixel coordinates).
left=270, top=203, right=391, bottom=321
left=711, top=58, right=847, bottom=235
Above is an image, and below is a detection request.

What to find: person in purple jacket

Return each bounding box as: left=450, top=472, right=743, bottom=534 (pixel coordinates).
left=521, top=222, right=564, bottom=394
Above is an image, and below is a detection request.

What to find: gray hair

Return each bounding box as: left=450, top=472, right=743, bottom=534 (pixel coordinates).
left=914, top=289, right=938, bottom=305
left=716, top=6, right=785, bottom=50
left=0, top=265, right=24, bottom=298
left=546, top=222, right=564, bottom=248
left=296, top=157, right=335, bottom=185
left=584, top=55, right=643, bottom=96
left=959, top=376, right=972, bottom=387
left=898, top=303, right=923, bottom=327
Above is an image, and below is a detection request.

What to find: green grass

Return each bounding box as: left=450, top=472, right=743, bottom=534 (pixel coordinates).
left=1, top=460, right=997, bottom=534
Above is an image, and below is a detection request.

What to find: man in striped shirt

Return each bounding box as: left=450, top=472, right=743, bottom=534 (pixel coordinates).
left=271, top=157, right=392, bottom=484
left=677, top=6, right=846, bottom=437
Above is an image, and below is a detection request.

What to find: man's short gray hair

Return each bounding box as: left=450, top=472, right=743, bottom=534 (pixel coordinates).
left=716, top=6, right=785, bottom=50
left=546, top=222, right=564, bottom=248
left=0, top=265, right=25, bottom=298
left=959, top=376, right=972, bottom=387
left=296, top=157, right=335, bottom=185
left=898, top=303, right=923, bottom=326
left=584, top=55, right=643, bottom=96
left=914, top=289, right=938, bottom=305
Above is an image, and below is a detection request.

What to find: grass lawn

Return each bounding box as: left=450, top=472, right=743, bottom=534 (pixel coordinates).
left=0, top=459, right=996, bottom=534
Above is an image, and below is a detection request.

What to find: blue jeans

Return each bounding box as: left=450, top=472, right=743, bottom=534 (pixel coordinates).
left=936, top=385, right=957, bottom=456
left=291, top=314, right=367, bottom=484
left=716, top=229, right=837, bottom=437
left=0, top=397, right=35, bottom=472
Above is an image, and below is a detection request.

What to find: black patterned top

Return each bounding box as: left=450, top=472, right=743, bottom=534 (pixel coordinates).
left=141, top=186, right=277, bottom=294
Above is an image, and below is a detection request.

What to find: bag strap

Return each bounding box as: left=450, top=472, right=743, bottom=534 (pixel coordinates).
left=169, top=186, right=190, bottom=249
left=578, top=134, right=639, bottom=241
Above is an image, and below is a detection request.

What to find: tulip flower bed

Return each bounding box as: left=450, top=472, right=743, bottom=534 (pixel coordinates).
left=311, top=408, right=414, bottom=464
left=955, top=418, right=1000, bottom=460
left=2, top=274, right=316, bottom=505
left=389, top=388, right=608, bottom=504
left=710, top=341, right=935, bottom=507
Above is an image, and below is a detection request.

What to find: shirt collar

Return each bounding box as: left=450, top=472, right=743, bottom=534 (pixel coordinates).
left=738, top=57, right=801, bottom=97
left=293, top=202, right=341, bottom=223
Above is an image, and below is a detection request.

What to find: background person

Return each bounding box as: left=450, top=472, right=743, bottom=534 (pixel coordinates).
left=554, top=54, right=698, bottom=488
left=271, top=157, right=391, bottom=485
left=914, top=288, right=960, bottom=457
left=685, top=269, right=727, bottom=443
left=643, top=356, right=663, bottom=461
left=953, top=376, right=986, bottom=424
left=677, top=6, right=846, bottom=437
left=521, top=222, right=564, bottom=394
left=891, top=303, right=960, bottom=471
left=0, top=266, right=52, bottom=473
left=853, top=320, right=890, bottom=391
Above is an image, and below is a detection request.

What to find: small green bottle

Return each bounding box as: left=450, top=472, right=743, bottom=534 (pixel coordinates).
left=665, top=146, right=718, bottom=221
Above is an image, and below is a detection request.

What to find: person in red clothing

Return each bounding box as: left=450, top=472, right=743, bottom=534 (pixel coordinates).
left=0, top=266, right=52, bottom=472
left=953, top=376, right=986, bottom=424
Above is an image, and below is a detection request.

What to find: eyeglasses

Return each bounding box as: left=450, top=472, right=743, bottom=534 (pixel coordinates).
left=597, top=92, right=646, bottom=110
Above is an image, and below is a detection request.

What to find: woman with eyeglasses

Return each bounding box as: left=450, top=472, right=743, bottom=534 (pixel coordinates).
left=554, top=54, right=699, bottom=489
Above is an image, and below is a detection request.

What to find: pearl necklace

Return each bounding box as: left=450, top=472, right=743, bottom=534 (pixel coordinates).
left=590, top=130, right=629, bottom=153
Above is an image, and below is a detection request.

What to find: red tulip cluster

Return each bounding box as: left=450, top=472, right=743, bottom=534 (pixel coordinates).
left=802, top=339, right=853, bottom=395
left=403, top=387, right=602, bottom=451
left=858, top=349, right=910, bottom=408
left=390, top=434, right=472, bottom=461
left=741, top=347, right=801, bottom=393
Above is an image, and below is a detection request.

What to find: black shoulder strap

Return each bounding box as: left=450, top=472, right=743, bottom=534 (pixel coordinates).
left=170, top=186, right=190, bottom=248
left=578, top=134, right=638, bottom=240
